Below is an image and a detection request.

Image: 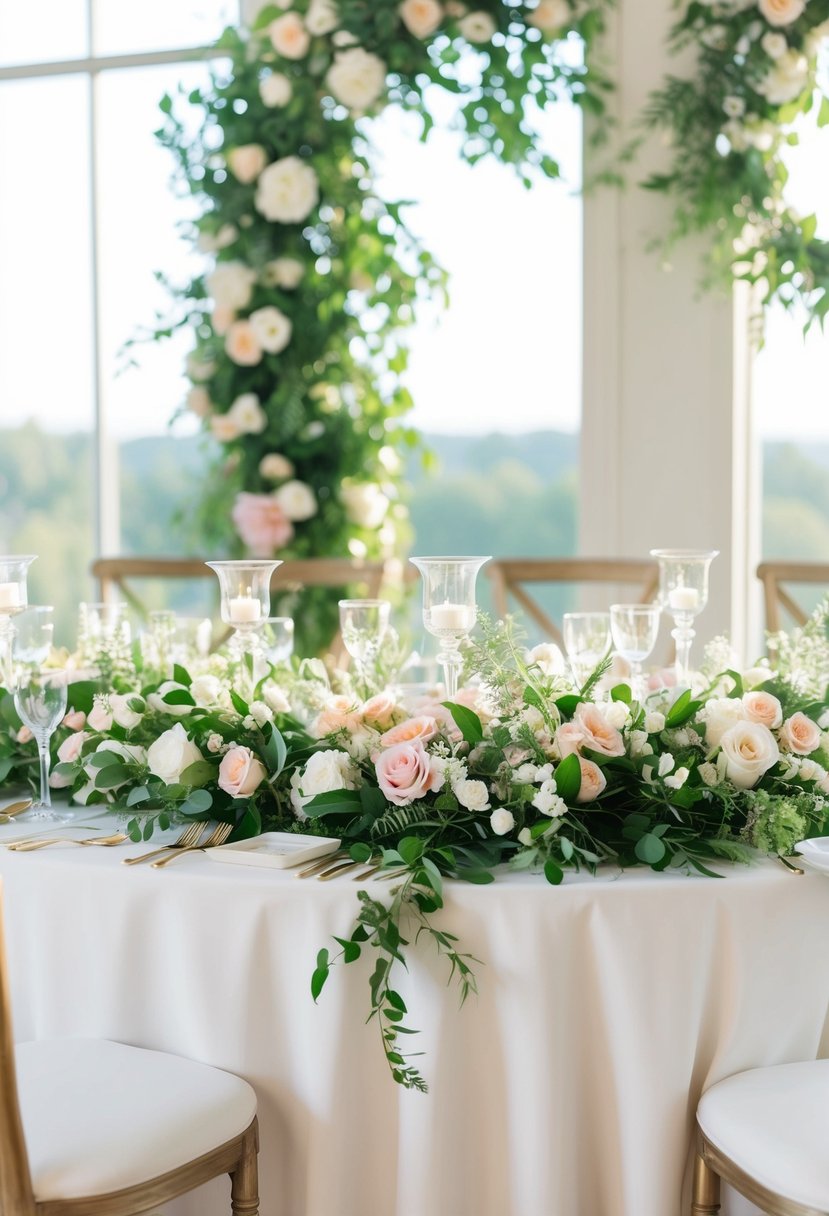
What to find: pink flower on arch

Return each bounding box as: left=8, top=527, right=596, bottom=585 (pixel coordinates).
left=231, top=493, right=295, bottom=557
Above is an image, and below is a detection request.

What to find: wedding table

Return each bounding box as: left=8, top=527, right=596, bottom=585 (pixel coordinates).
left=1, top=816, right=828, bottom=1216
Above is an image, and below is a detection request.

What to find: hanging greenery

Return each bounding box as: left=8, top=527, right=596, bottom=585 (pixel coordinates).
left=153, top=0, right=611, bottom=653
left=645, top=0, right=829, bottom=326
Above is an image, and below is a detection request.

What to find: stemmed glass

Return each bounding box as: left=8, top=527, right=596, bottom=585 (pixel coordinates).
left=562, top=611, right=611, bottom=691
left=338, top=600, right=390, bottom=688
left=609, top=603, right=661, bottom=701
left=206, top=559, right=282, bottom=692
left=0, top=555, right=37, bottom=688
left=650, top=549, right=719, bottom=687
left=12, top=608, right=69, bottom=822
left=409, top=557, right=490, bottom=700
left=262, top=617, right=295, bottom=666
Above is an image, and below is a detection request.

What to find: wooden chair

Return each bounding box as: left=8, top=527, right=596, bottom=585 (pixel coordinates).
left=756, top=561, right=829, bottom=632
left=692, top=1060, right=829, bottom=1215
left=0, top=882, right=260, bottom=1215
left=486, top=558, right=660, bottom=646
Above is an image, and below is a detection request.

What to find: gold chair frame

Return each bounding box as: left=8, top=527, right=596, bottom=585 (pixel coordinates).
left=691, top=1130, right=825, bottom=1216
left=757, top=561, right=829, bottom=633
left=0, top=884, right=259, bottom=1216
left=486, top=557, right=660, bottom=646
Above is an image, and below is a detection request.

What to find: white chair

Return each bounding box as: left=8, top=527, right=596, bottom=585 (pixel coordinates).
left=0, top=883, right=260, bottom=1215
left=692, top=1060, right=829, bottom=1215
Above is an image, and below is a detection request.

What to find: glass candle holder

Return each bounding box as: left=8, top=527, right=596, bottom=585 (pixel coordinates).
left=262, top=617, right=295, bottom=666
left=206, top=560, right=282, bottom=690
left=409, top=556, right=490, bottom=700
left=650, top=548, right=719, bottom=687
left=0, top=555, right=36, bottom=688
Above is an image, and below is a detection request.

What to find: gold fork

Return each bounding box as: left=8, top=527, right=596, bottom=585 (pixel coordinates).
left=150, top=821, right=234, bottom=868
left=0, top=799, right=33, bottom=825
left=9, top=832, right=129, bottom=852
left=122, top=821, right=206, bottom=866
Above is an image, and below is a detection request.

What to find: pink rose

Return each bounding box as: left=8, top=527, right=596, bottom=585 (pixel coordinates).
left=62, top=709, right=87, bottom=730
left=225, top=320, right=263, bottom=366
left=742, top=690, right=783, bottom=730
left=227, top=143, right=267, bottom=183
left=399, top=0, right=443, bottom=38
left=16, top=725, right=33, bottom=744
left=555, top=722, right=584, bottom=758
left=87, top=702, right=113, bottom=732
left=380, top=715, right=439, bottom=748
left=212, top=305, right=235, bottom=336
left=576, top=757, right=607, bottom=804
left=57, top=730, right=89, bottom=764
left=269, top=11, right=311, bottom=58
left=361, top=693, right=399, bottom=732
left=375, top=739, right=444, bottom=806
left=574, top=703, right=626, bottom=758
left=779, top=712, right=822, bottom=756
left=312, top=695, right=363, bottom=739
left=218, top=745, right=266, bottom=799
left=232, top=492, right=295, bottom=557
left=404, top=701, right=462, bottom=742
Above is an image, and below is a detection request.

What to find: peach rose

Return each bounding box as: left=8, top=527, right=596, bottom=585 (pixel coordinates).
left=87, top=702, right=113, bottom=732
left=16, top=725, right=33, bottom=744
left=574, top=702, right=626, bottom=758
left=380, top=714, right=439, bottom=747
left=62, top=709, right=87, bottom=730
left=227, top=144, right=267, bottom=184
left=375, top=739, right=444, bottom=806
left=527, top=0, right=570, bottom=33
left=399, top=0, right=443, bottom=38
left=225, top=320, right=263, bottom=366
left=555, top=721, right=584, bottom=758
left=218, top=745, right=266, bottom=799
left=576, top=757, right=607, bottom=804
left=742, top=690, right=783, bottom=730
left=779, top=711, right=822, bottom=755
left=232, top=492, right=295, bottom=556
left=212, top=305, right=235, bottom=336
left=57, top=730, right=89, bottom=764
left=759, top=0, right=806, bottom=26
left=312, top=695, right=363, bottom=738
left=269, top=11, right=311, bottom=58
left=361, top=693, right=399, bottom=732
left=407, top=701, right=463, bottom=742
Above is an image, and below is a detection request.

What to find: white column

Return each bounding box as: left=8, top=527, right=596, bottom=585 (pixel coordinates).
left=580, top=0, right=757, bottom=657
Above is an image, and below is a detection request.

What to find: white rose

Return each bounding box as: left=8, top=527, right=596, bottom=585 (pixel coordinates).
left=262, top=256, right=304, bottom=289
left=186, top=387, right=212, bottom=418
left=191, top=674, right=224, bottom=707
left=758, top=0, right=805, bottom=26
left=262, top=680, right=291, bottom=714
left=341, top=482, right=389, bottom=528
left=527, top=0, right=570, bottom=33
left=249, top=305, right=292, bottom=354
left=259, top=72, right=293, bottom=107
left=454, top=778, right=490, bottom=811
left=87, top=700, right=113, bottom=732
left=603, top=701, right=630, bottom=730
left=255, top=156, right=319, bottom=224
left=526, top=642, right=566, bottom=677
left=211, top=413, right=242, bottom=442
left=490, top=807, right=515, bottom=836
left=147, top=681, right=193, bottom=717
left=274, top=479, right=317, bottom=521
left=644, top=711, right=666, bottom=734
left=757, top=49, right=810, bottom=103
left=332, top=29, right=358, bottom=45
left=95, top=738, right=147, bottom=767
left=723, top=95, right=746, bottom=117
left=458, top=10, right=496, bottom=40
left=110, top=693, right=145, bottom=730
left=703, top=696, right=746, bottom=748
left=290, top=748, right=359, bottom=816
left=325, top=47, right=387, bottom=110
left=798, top=759, right=827, bottom=784
left=206, top=261, right=256, bottom=310
left=761, top=29, right=788, bottom=56
left=227, top=143, right=267, bottom=183
left=259, top=452, right=295, bottom=480
left=197, top=223, right=237, bottom=253
left=249, top=700, right=275, bottom=726
left=225, top=392, right=267, bottom=435
left=719, top=721, right=780, bottom=789
left=306, top=0, right=339, bottom=34
left=399, top=0, right=443, bottom=38
left=146, top=723, right=204, bottom=785
left=269, top=11, right=311, bottom=58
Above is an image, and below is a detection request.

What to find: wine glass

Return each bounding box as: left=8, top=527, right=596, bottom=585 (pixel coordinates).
left=562, top=611, right=611, bottom=691
left=13, top=666, right=69, bottom=822
left=409, top=556, right=490, bottom=700
left=650, top=549, right=719, bottom=686
left=13, top=606, right=55, bottom=665
left=338, top=600, right=390, bottom=686
left=609, top=603, right=661, bottom=701
left=262, top=617, right=294, bottom=666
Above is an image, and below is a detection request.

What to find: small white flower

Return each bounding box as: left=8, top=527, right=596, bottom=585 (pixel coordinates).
left=643, top=764, right=655, bottom=784
left=274, top=479, right=317, bottom=521
left=341, top=482, right=390, bottom=528
left=490, top=807, right=515, bottom=836
left=532, top=780, right=567, bottom=817
left=723, top=95, right=746, bottom=117
left=604, top=701, right=630, bottom=730
left=761, top=30, right=788, bottom=57
left=262, top=681, right=291, bottom=714
left=190, top=674, right=224, bottom=707
left=206, top=261, right=257, bottom=311
left=326, top=47, right=387, bottom=111
left=255, top=156, right=319, bottom=224
left=259, top=72, right=293, bottom=107
left=644, top=711, right=666, bottom=734
left=259, top=452, right=295, bottom=480
left=249, top=305, right=292, bottom=354
left=228, top=392, right=268, bottom=434
left=658, top=753, right=675, bottom=777
left=332, top=29, right=358, bottom=45
left=513, top=763, right=539, bottom=783
left=249, top=700, right=275, bottom=726
left=664, top=766, right=690, bottom=790
left=206, top=732, right=225, bottom=754
left=629, top=730, right=654, bottom=758
left=305, top=0, right=339, bottom=35
left=698, top=762, right=719, bottom=787
left=261, top=256, right=304, bottom=289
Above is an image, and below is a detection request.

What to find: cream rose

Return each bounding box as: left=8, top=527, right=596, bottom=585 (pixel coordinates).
left=186, top=387, right=212, bottom=418
left=225, top=320, right=263, bottom=366
left=375, top=739, right=444, bottom=806
left=380, top=715, right=439, bottom=747
left=454, top=778, right=490, bottom=811
left=719, top=721, right=780, bottom=789
left=110, top=693, right=144, bottom=730
left=490, top=807, right=515, bottom=836
left=206, top=261, right=256, bottom=311
left=274, top=479, right=317, bottom=521
left=742, top=690, right=783, bottom=729
left=341, top=482, right=390, bottom=528
left=703, top=696, right=746, bottom=748
left=779, top=711, right=822, bottom=755
left=758, top=49, right=810, bottom=103
left=269, top=11, right=311, bottom=58
left=259, top=452, right=294, bottom=480
left=574, top=702, right=625, bottom=757
left=399, top=0, right=443, bottom=38
left=249, top=306, right=292, bottom=355
left=361, top=693, right=400, bottom=732
left=227, top=143, right=267, bottom=183
left=458, top=10, right=495, bottom=39
left=306, top=0, right=339, bottom=34
left=255, top=156, right=319, bottom=223
left=262, top=256, right=304, bottom=289
left=227, top=392, right=267, bottom=435
left=290, top=749, right=359, bottom=816
left=190, top=674, right=224, bottom=707
left=526, top=641, right=566, bottom=677
left=260, top=72, right=293, bottom=107
left=326, top=47, right=387, bottom=110
left=218, top=745, right=266, bottom=799
left=147, top=723, right=203, bottom=785
left=527, top=0, right=570, bottom=33
left=576, top=757, right=607, bottom=803
left=211, top=413, right=242, bottom=443
left=758, top=0, right=806, bottom=26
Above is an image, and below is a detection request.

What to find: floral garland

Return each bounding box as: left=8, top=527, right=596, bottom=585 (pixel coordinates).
left=153, top=0, right=611, bottom=650
left=646, top=0, right=829, bottom=322
left=2, top=604, right=829, bottom=1089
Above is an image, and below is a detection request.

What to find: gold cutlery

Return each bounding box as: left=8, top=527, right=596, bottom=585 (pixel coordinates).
left=9, top=832, right=129, bottom=852
left=0, top=799, right=33, bottom=824
left=352, top=863, right=384, bottom=881
left=295, top=851, right=347, bottom=878
left=316, top=858, right=367, bottom=881
left=375, top=867, right=410, bottom=883
left=778, top=854, right=805, bottom=876
left=122, top=821, right=206, bottom=866
left=150, top=821, right=234, bottom=868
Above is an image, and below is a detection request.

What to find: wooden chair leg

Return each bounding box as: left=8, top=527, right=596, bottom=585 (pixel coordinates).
left=691, top=1152, right=721, bottom=1215
left=230, top=1119, right=259, bottom=1216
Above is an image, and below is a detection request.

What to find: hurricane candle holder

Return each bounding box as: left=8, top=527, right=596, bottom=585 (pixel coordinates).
left=338, top=599, right=390, bottom=690
left=409, top=556, right=490, bottom=700
left=0, top=555, right=36, bottom=688
left=650, top=548, right=719, bottom=687
left=206, top=560, right=282, bottom=688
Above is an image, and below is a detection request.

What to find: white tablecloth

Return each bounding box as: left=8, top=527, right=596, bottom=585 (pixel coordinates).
left=1, top=826, right=828, bottom=1216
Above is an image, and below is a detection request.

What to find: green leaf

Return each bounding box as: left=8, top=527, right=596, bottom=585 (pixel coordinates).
left=94, top=764, right=131, bottom=789
left=455, top=867, right=495, bottom=884
left=818, top=96, right=829, bottom=127
left=162, top=688, right=196, bottom=707
left=349, top=842, right=372, bottom=863
left=635, top=833, right=667, bottom=865
left=333, top=936, right=361, bottom=963
left=86, top=750, right=121, bottom=770
left=610, top=683, right=632, bottom=704
left=441, top=701, right=483, bottom=744
left=179, top=760, right=216, bottom=787
left=386, top=989, right=407, bottom=1013
left=554, top=752, right=581, bottom=802
left=179, top=789, right=213, bottom=815
left=230, top=691, right=249, bottom=717
left=173, top=664, right=192, bottom=687
left=311, top=950, right=329, bottom=1002
left=126, top=785, right=151, bottom=807
left=555, top=694, right=583, bottom=717
left=544, top=858, right=564, bottom=885
left=665, top=690, right=702, bottom=728
left=262, top=725, right=287, bottom=775
left=398, top=836, right=424, bottom=865
left=303, top=789, right=363, bottom=818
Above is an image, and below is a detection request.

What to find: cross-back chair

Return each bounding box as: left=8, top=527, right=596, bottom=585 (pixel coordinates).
left=756, top=560, right=829, bottom=633
left=486, top=557, right=660, bottom=647
left=0, top=881, right=259, bottom=1216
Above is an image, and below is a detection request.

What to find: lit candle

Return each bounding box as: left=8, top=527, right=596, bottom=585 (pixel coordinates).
left=0, top=583, right=21, bottom=611
left=229, top=594, right=261, bottom=623
left=429, top=601, right=476, bottom=631
left=668, top=586, right=700, bottom=612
